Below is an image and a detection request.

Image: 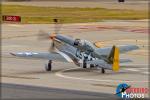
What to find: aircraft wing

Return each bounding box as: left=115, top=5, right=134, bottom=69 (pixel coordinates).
left=10, top=52, right=68, bottom=62
left=95, top=45, right=139, bottom=56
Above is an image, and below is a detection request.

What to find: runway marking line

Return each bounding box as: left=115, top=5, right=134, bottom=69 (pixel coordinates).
left=124, top=68, right=139, bottom=72
left=92, top=83, right=117, bottom=88
left=141, top=72, right=149, bottom=75
left=1, top=75, right=39, bottom=79
left=122, top=68, right=149, bottom=75
left=55, top=68, right=149, bottom=83
left=7, top=24, right=23, bottom=28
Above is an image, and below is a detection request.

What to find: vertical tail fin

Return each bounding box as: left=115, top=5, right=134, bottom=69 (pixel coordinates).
left=108, top=45, right=120, bottom=71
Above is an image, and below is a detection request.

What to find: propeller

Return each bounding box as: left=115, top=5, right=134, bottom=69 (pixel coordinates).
left=53, top=18, right=62, bottom=34
left=37, top=18, right=62, bottom=52
left=50, top=18, right=63, bottom=51
left=37, top=30, right=51, bottom=40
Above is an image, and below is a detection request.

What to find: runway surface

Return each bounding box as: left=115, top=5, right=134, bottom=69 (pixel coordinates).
left=1, top=83, right=118, bottom=99
left=1, top=20, right=149, bottom=98
left=2, top=0, right=148, bottom=10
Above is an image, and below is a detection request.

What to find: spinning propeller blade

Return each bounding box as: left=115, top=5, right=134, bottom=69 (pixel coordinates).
left=53, top=18, right=62, bottom=34
left=37, top=30, right=51, bottom=40
left=37, top=18, right=62, bottom=52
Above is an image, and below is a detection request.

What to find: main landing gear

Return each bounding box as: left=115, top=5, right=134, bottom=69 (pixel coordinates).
left=101, top=68, right=105, bottom=74
left=90, top=64, right=95, bottom=68
left=45, top=60, right=52, bottom=71
left=83, top=60, right=87, bottom=68
left=90, top=64, right=105, bottom=74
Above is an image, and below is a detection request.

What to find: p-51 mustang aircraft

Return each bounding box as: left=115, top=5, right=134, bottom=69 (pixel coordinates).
left=10, top=19, right=139, bottom=73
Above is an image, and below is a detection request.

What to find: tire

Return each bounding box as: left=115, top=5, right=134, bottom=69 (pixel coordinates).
left=90, top=64, right=95, bottom=68
left=45, top=60, right=52, bottom=71
left=83, top=60, right=87, bottom=68
left=118, top=0, right=125, bottom=2
left=101, top=68, right=105, bottom=74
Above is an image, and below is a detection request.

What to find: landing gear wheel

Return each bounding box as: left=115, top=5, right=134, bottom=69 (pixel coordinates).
left=83, top=60, right=87, bottom=68
left=101, top=68, right=105, bottom=74
left=45, top=60, right=52, bottom=71
left=90, top=64, right=95, bottom=68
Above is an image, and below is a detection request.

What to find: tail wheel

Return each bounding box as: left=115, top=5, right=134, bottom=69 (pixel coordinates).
left=101, top=68, right=105, bottom=74
left=45, top=60, right=52, bottom=71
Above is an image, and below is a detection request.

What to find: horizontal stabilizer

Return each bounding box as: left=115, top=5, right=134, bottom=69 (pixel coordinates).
left=120, top=59, right=132, bottom=63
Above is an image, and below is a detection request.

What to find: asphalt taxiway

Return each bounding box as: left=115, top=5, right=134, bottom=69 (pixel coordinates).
left=1, top=20, right=149, bottom=98
left=1, top=83, right=118, bottom=99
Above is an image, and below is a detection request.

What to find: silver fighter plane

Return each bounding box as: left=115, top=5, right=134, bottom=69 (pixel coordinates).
left=10, top=19, right=139, bottom=73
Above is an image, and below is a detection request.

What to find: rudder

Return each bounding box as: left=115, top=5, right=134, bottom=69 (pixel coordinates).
left=108, top=45, right=120, bottom=71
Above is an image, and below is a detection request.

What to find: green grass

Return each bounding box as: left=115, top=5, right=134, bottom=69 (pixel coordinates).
left=1, top=5, right=148, bottom=24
